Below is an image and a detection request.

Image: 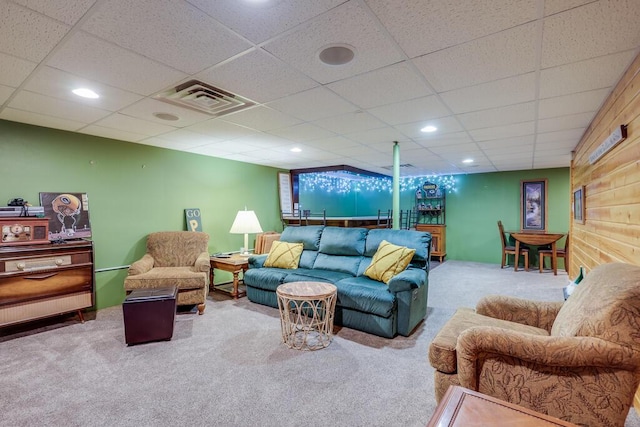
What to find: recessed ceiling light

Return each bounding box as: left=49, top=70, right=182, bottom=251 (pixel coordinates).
left=290, top=147, right=302, bottom=153
left=420, top=125, right=437, bottom=133
left=72, top=88, right=99, bottom=99
left=462, top=158, right=474, bottom=164
left=153, top=112, right=180, bottom=121
left=318, top=44, right=355, bottom=66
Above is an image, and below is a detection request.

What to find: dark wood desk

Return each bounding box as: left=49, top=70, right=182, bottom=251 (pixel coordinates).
left=508, top=231, right=565, bottom=275
left=427, top=386, right=577, bottom=426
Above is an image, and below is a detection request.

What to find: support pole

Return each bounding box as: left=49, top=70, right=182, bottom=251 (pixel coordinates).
left=393, top=141, right=400, bottom=229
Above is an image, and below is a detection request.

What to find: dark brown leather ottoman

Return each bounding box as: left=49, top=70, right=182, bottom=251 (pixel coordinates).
left=123, top=286, right=177, bottom=345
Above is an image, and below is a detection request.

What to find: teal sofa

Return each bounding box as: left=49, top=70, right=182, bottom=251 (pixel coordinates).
left=245, top=226, right=431, bottom=338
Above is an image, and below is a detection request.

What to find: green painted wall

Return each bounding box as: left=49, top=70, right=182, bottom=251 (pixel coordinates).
left=0, top=120, right=283, bottom=310
left=299, top=188, right=391, bottom=216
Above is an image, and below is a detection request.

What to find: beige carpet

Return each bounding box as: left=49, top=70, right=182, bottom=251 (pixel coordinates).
left=1, top=260, right=638, bottom=426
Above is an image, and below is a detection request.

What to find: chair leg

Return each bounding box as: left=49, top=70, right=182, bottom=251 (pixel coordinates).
left=524, top=252, right=529, bottom=271
left=539, top=254, right=545, bottom=273
left=501, top=252, right=506, bottom=268
left=197, top=303, right=206, bottom=315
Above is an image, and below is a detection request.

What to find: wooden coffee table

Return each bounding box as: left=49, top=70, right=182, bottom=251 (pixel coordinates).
left=276, top=281, right=337, bottom=351
left=209, top=254, right=249, bottom=298
left=427, top=386, right=577, bottom=426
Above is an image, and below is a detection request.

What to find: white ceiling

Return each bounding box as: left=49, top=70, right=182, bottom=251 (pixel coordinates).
left=1, top=0, right=639, bottom=176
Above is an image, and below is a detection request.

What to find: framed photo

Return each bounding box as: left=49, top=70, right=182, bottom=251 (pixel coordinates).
left=573, top=186, right=585, bottom=224
left=520, top=179, right=548, bottom=231
left=39, top=192, right=92, bottom=241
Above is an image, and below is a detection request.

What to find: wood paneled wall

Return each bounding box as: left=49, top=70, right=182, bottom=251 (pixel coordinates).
left=570, top=52, right=640, bottom=276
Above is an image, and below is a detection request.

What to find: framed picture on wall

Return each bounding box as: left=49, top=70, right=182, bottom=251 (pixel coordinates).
left=520, top=179, right=548, bottom=231
left=39, top=192, right=91, bottom=241
left=573, top=186, right=585, bottom=224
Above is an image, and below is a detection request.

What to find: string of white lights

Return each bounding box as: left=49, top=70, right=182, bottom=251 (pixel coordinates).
left=299, top=174, right=457, bottom=194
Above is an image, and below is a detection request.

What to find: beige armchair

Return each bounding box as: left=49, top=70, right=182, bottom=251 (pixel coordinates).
left=429, top=263, right=640, bottom=427
left=124, top=231, right=210, bottom=314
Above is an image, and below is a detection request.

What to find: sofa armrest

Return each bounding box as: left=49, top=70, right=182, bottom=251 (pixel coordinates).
left=194, top=251, right=211, bottom=272
left=475, top=295, right=563, bottom=332
left=248, top=254, right=268, bottom=268
left=387, top=268, right=426, bottom=293
left=128, top=254, right=154, bottom=275
left=456, top=326, right=640, bottom=391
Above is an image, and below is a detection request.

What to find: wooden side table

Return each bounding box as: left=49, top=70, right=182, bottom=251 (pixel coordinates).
left=209, top=254, right=249, bottom=298
left=427, top=386, right=577, bottom=426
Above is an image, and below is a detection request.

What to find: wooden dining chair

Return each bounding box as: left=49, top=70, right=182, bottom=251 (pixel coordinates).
left=497, top=220, right=529, bottom=270
left=539, top=232, right=569, bottom=273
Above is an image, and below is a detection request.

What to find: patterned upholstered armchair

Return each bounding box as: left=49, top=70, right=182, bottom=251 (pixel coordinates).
left=429, top=263, right=640, bottom=427
left=124, top=231, right=210, bottom=314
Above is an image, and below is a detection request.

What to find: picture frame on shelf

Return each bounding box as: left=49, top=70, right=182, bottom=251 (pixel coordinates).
left=520, top=179, right=548, bottom=231
left=39, top=192, right=91, bottom=241
left=573, top=186, right=585, bottom=224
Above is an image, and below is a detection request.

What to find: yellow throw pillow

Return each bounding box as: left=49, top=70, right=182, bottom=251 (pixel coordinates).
left=263, top=241, right=303, bottom=269
left=364, top=240, right=416, bottom=284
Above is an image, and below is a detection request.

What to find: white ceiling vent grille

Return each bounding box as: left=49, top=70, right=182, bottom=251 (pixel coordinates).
left=154, top=80, right=255, bottom=117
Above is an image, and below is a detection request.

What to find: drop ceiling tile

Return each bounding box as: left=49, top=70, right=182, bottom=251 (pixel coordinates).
left=186, top=118, right=258, bottom=140
left=152, top=129, right=223, bottom=146
left=539, top=50, right=637, bottom=98
left=47, top=31, right=188, bottom=96
left=537, top=113, right=592, bottom=133
left=469, top=121, right=535, bottom=141
left=221, top=106, right=303, bottom=132
left=414, top=132, right=473, bottom=148
left=79, top=124, right=148, bottom=142
left=312, top=112, right=386, bottom=134
left=197, top=49, right=318, bottom=104
left=534, top=149, right=573, bottom=159
left=429, top=143, right=482, bottom=155
left=414, top=22, right=538, bottom=92
left=477, top=135, right=535, bottom=150
left=92, top=113, right=177, bottom=137
left=267, top=87, right=357, bottom=122
left=394, top=116, right=463, bottom=139
left=330, top=144, right=371, bottom=157
left=229, top=133, right=295, bottom=149
left=326, top=62, right=432, bottom=109
left=186, top=0, right=344, bottom=44
left=367, top=0, right=538, bottom=58
left=440, top=73, right=536, bottom=114
left=458, top=102, right=536, bottom=130
left=535, top=138, right=581, bottom=150
left=536, top=128, right=585, bottom=144
left=367, top=140, right=422, bottom=153
left=484, top=145, right=535, bottom=158
left=12, top=0, right=97, bottom=25
left=0, top=107, right=85, bottom=131
left=267, top=122, right=337, bottom=142
left=83, top=0, right=251, bottom=74
left=263, top=2, right=404, bottom=84
left=119, top=98, right=213, bottom=127
left=189, top=140, right=262, bottom=155
left=367, top=95, right=451, bottom=126
left=544, top=0, right=592, bottom=16
left=9, top=91, right=111, bottom=123
left=0, top=52, right=37, bottom=87
left=346, top=127, right=410, bottom=144
left=0, top=84, right=14, bottom=104
left=137, top=136, right=205, bottom=151
left=542, top=0, right=640, bottom=68
left=538, top=88, right=610, bottom=119
left=533, top=155, right=572, bottom=168
left=184, top=144, right=235, bottom=158
left=0, top=2, right=70, bottom=62
left=303, top=136, right=361, bottom=151
left=23, top=66, right=143, bottom=111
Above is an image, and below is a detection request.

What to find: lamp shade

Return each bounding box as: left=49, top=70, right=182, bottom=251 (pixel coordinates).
left=229, top=210, right=263, bottom=234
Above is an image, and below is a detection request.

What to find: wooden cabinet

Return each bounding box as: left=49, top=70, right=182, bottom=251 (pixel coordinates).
left=416, top=224, right=446, bottom=262
left=0, top=240, right=94, bottom=327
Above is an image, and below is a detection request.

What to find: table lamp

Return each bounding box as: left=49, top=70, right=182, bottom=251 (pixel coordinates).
left=230, top=208, right=263, bottom=255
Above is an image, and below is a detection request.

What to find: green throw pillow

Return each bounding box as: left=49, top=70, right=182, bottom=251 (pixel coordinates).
left=263, top=241, right=303, bottom=269
left=364, top=240, right=415, bottom=284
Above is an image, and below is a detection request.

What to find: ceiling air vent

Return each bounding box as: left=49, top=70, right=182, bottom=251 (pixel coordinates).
left=154, top=79, right=255, bottom=117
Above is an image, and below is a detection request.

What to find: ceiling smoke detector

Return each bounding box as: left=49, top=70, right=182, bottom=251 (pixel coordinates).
left=154, top=80, right=255, bottom=117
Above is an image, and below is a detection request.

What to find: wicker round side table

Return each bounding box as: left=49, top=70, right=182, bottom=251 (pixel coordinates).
left=276, top=281, right=337, bottom=351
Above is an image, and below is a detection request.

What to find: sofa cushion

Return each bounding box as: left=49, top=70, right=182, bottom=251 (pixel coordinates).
left=365, top=229, right=430, bottom=267
left=319, top=227, right=367, bottom=256
left=243, top=267, right=290, bottom=292
left=364, top=240, right=415, bottom=284
left=299, top=250, right=319, bottom=269
left=280, top=225, right=323, bottom=250
left=263, top=241, right=303, bottom=269
left=283, top=268, right=352, bottom=284
left=313, top=253, right=362, bottom=276
left=334, top=276, right=395, bottom=318
left=429, top=307, right=549, bottom=373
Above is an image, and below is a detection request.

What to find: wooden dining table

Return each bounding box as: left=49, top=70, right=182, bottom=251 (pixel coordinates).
left=508, top=231, right=566, bottom=275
